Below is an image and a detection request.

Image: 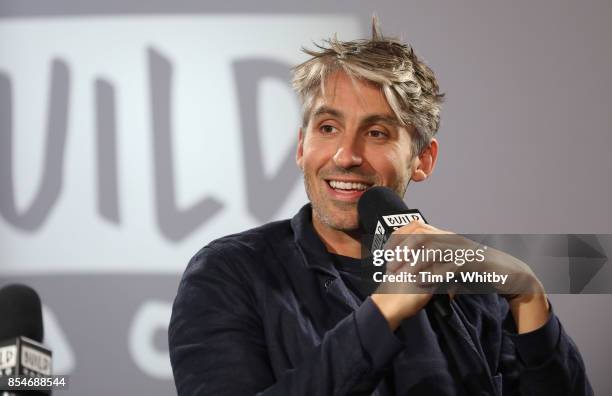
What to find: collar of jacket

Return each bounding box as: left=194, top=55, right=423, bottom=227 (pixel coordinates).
left=290, top=203, right=340, bottom=278
left=289, top=203, right=362, bottom=314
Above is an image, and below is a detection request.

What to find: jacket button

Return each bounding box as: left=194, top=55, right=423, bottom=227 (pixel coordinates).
left=324, top=278, right=334, bottom=289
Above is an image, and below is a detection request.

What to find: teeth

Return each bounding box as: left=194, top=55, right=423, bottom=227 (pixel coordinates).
left=329, top=180, right=369, bottom=191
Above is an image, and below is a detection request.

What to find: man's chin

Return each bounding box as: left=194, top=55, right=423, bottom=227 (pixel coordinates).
left=316, top=210, right=359, bottom=232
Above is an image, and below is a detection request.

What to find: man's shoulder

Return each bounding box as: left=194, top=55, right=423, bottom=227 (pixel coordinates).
left=207, top=218, right=293, bottom=254
left=185, top=218, right=295, bottom=275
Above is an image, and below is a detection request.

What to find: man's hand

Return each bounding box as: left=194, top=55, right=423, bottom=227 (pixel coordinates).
left=371, top=220, right=451, bottom=331
left=371, top=220, right=550, bottom=333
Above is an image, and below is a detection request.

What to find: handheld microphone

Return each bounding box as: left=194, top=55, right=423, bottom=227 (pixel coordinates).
left=357, top=186, right=426, bottom=253
left=0, top=284, right=52, bottom=395
left=357, top=186, right=451, bottom=316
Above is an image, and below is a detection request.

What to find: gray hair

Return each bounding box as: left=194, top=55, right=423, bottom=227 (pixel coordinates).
left=292, top=17, right=444, bottom=155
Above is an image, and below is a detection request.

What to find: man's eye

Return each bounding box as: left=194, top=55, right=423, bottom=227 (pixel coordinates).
left=320, top=125, right=337, bottom=134
left=368, top=130, right=387, bottom=138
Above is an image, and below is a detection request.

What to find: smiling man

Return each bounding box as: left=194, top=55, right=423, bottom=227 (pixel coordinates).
left=169, top=20, right=592, bottom=396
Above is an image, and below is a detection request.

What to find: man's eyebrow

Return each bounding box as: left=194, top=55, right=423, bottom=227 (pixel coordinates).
left=312, top=106, right=401, bottom=127
left=361, top=114, right=402, bottom=127
left=312, top=106, right=344, bottom=121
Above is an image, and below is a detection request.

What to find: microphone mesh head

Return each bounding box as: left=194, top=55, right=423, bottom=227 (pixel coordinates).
left=357, top=186, right=408, bottom=233
left=0, top=284, right=44, bottom=342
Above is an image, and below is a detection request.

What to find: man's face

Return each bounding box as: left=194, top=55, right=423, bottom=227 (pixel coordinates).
left=296, top=71, right=420, bottom=232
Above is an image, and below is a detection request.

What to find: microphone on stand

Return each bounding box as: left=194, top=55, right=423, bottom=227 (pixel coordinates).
left=0, top=284, right=52, bottom=395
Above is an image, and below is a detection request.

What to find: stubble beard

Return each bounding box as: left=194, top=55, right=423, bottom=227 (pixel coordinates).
left=303, top=172, right=357, bottom=232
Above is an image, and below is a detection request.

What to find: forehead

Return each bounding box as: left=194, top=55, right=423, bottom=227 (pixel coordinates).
left=310, top=71, right=397, bottom=120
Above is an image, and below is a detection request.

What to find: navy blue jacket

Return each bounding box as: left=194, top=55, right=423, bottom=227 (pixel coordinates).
left=169, top=204, right=592, bottom=395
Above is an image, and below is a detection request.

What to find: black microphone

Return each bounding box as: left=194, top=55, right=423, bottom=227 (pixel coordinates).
left=0, top=284, right=52, bottom=395
left=357, top=186, right=451, bottom=316
left=357, top=186, right=426, bottom=252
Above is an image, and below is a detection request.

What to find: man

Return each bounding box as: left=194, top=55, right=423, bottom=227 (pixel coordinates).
left=169, top=20, right=592, bottom=395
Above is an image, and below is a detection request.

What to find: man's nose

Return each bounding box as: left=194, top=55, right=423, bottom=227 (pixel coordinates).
left=332, top=134, right=363, bottom=169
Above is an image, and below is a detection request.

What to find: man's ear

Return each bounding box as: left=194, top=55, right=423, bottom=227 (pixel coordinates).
left=296, top=127, right=304, bottom=170
left=411, top=138, right=438, bottom=182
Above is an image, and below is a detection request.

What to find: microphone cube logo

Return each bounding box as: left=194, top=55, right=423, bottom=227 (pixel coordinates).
left=0, top=345, right=17, bottom=375
left=372, top=221, right=387, bottom=251
left=371, top=211, right=425, bottom=252
left=382, top=211, right=425, bottom=230
left=21, top=342, right=52, bottom=376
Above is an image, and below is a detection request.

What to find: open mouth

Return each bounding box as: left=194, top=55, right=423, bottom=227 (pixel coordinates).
left=325, top=179, right=373, bottom=193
